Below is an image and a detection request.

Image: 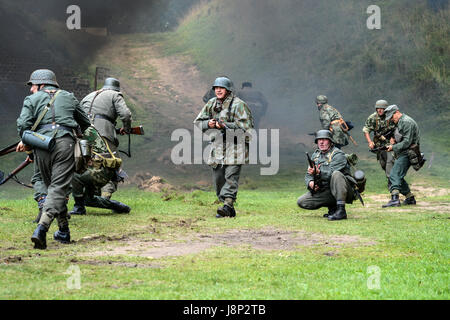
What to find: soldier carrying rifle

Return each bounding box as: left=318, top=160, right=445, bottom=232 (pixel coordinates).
left=79, top=77, right=133, bottom=203
left=297, top=130, right=365, bottom=221
left=363, top=99, right=396, bottom=190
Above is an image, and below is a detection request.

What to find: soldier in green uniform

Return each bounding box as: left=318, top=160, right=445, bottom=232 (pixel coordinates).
left=363, top=100, right=396, bottom=188
left=297, top=130, right=356, bottom=220
left=194, top=77, right=254, bottom=218
left=315, top=95, right=349, bottom=148
left=236, top=82, right=268, bottom=129
left=382, top=105, right=420, bottom=207
left=16, top=69, right=91, bottom=249
left=69, top=126, right=130, bottom=215
left=80, top=78, right=132, bottom=200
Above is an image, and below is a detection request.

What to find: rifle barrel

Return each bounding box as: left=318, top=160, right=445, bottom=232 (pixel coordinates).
left=0, top=158, right=32, bottom=186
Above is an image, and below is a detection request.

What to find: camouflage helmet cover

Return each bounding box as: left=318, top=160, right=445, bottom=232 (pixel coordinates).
left=375, top=99, right=389, bottom=109
left=212, top=77, right=233, bottom=91
left=315, top=95, right=328, bottom=104
left=102, top=77, right=121, bottom=91
left=27, top=69, right=59, bottom=88
left=314, top=129, right=334, bottom=143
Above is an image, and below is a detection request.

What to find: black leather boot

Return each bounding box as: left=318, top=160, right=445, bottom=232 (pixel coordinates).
left=54, top=227, right=71, bottom=244
left=328, top=204, right=347, bottom=221
left=31, top=224, right=48, bottom=249
left=402, top=196, right=416, bottom=205
left=216, top=204, right=236, bottom=218
left=324, top=206, right=336, bottom=218
left=69, top=197, right=86, bottom=215
left=110, top=200, right=131, bottom=213
left=382, top=194, right=401, bottom=208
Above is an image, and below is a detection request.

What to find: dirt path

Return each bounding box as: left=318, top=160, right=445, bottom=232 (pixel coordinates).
left=81, top=227, right=375, bottom=259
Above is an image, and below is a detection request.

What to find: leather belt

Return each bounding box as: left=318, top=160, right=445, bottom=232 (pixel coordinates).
left=94, top=114, right=116, bottom=125
left=37, top=124, right=74, bottom=132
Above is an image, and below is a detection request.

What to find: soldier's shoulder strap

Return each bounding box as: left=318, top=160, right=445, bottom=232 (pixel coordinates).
left=88, top=89, right=105, bottom=119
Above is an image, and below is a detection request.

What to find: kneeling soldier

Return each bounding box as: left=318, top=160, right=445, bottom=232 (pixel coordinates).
left=297, top=130, right=356, bottom=220
left=69, top=126, right=130, bottom=216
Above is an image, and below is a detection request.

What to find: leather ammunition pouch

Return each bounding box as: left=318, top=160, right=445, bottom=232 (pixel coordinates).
left=407, top=144, right=425, bottom=171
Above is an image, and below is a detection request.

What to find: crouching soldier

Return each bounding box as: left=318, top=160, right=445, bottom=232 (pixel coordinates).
left=297, top=130, right=356, bottom=220
left=69, top=126, right=130, bottom=216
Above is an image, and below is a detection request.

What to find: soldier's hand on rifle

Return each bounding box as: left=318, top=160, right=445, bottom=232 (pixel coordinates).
left=118, top=128, right=128, bottom=135
left=215, top=120, right=225, bottom=129
left=16, top=141, right=26, bottom=152
left=368, top=141, right=375, bottom=149
left=308, top=181, right=320, bottom=192
left=307, top=164, right=320, bottom=175
left=208, top=119, right=216, bottom=129
left=386, top=145, right=393, bottom=152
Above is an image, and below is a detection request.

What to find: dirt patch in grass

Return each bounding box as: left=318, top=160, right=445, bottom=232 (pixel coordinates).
left=0, top=256, right=23, bottom=264
left=82, top=228, right=375, bottom=259
left=364, top=185, right=450, bottom=212
left=68, top=258, right=161, bottom=269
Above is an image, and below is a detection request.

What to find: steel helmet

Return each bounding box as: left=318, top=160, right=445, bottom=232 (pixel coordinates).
left=314, top=129, right=334, bottom=143
left=27, top=69, right=59, bottom=88
left=102, top=78, right=121, bottom=91
left=375, top=100, right=389, bottom=109
left=315, top=95, right=328, bottom=104
left=212, top=77, right=233, bottom=91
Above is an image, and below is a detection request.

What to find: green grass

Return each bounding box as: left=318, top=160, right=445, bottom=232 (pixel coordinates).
left=0, top=178, right=448, bottom=299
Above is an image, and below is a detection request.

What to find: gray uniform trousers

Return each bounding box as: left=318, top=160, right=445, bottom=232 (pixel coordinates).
left=297, top=171, right=354, bottom=210
left=213, top=164, right=242, bottom=206
left=35, top=136, right=75, bottom=230
left=379, top=150, right=394, bottom=179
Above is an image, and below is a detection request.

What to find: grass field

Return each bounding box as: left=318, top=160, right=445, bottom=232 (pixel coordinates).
left=0, top=167, right=448, bottom=300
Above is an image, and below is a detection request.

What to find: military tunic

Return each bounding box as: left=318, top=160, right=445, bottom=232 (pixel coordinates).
left=81, top=89, right=132, bottom=147
left=16, top=85, right=91, bottom=230
left=318, top=104, right=349, bottom=147
left=298, top=146, right=355, bottom=210
left=389, top=114, right=420, bottom=195
left=81, top=89, right=132, bottom=198
left=194, top=93, right=253, bottom=206
left=363, top=112, right=396, bottom=179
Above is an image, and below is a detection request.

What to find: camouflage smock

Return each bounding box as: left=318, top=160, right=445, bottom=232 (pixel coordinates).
left=194, top=93, right=254, bottom=167
left=363, top=112, right=396, bottom=147
left=318, top=104, right=349, bottom=147
left=80, top=126, right=116, bottom=187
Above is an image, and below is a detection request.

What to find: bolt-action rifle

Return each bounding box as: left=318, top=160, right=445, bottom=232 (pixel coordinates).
left=115, top=125, right=145, bottom=158
left=0, top=141, right=19, bottom=157
left=115, top=125, right=145, bottom=136
left=306, top=152, right=319, bottom=194
left=373, top=128, right=395, bottom=146
left=0, top=155, right=33, bottom=187
left=369, top=145, right=389, bottom=154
